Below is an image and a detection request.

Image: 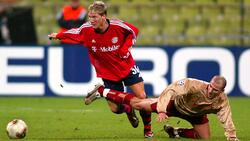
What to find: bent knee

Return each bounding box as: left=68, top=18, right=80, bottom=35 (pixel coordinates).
left=135, top=94, right=146, bottom=99
left=110, top=108, right=119, bottom=113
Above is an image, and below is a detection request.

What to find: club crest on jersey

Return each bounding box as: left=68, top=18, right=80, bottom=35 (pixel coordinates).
left=112, top=37, right=118, bottom=44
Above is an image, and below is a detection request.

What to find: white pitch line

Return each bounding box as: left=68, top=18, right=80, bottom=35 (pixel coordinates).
left=0, top=106, right=95, bottom=113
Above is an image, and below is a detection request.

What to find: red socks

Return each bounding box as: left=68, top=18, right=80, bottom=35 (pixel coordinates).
left=139, top=110, right=152, bottom=133
left=150, top=102, right=157, bottom=113
left=122, top=104, right=132, bottom=114
left=98, top=87, right=136, bottom=106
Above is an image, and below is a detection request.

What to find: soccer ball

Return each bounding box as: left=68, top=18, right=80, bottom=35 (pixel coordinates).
left=6, top=119, right=27, bottom=139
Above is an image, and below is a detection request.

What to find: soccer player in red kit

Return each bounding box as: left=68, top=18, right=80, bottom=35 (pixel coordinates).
left=48, top=1, right=152, bottom=138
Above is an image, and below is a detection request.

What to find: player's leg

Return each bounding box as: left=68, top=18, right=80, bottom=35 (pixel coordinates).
left=193, top=122, right=210, bottom=139
left=164, top=125, right=201, bottom=139
left=124, top=65, right=153, bottom=138
left=164, top=103, right=210, bottom=139
left=97, top=86, right=156, bottom=112
left=84, top=84, right=158, bottom=112
left=164, top=122, right=210, bottom=139
left=128, top=82, right=153, bottom=137
left=102, top=79, right=140, bottom=128
left=177, top=115, right=210, bottom=139
left=84, top=83, right=141, bottom=107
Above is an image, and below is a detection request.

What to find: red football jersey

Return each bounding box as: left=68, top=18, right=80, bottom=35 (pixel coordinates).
left=56, top=19, right=139, bottom=81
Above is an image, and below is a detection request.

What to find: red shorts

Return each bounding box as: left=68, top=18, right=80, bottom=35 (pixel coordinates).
left=167, top=100, right=208, bottom=125
left=151, top=100, right=209, bottom=125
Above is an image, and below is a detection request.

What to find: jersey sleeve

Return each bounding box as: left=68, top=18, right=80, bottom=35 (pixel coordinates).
left=118, top=33, right=134, bottom=58
left=56, top=22, right=90, bottom=44
left=157, top=88, right=176, bottom=113
left=119, top=22, right=139, bottom=58
left=123, top=22, right=139, bottom=37
left=157, top=79, right=190, bottom=113
left=216, top=95, right=237, bottom=139
left=122, top=22, right=139, bottom=47
left=110, top=19, right=139, bottom=50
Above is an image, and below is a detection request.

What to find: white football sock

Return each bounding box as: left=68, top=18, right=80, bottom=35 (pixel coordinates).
left=103, top=88, right=110, bottom=97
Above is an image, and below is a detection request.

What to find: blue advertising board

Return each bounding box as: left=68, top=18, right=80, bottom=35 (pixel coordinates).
left=0, top=45, right=249, bottom=96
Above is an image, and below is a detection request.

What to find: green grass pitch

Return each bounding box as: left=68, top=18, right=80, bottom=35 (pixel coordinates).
left=0, top=97, right=249, bottom=141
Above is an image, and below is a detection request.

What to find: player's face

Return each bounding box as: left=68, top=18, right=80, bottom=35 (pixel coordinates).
left=88, top=12, right=105, bottom=29
left=208, top=80, right=223, bottom=97
left=70, top=0, right=80, bottom=8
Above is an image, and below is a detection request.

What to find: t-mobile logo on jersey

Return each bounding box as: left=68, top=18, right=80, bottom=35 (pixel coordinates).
left=100, top=45, right=120, bottom=52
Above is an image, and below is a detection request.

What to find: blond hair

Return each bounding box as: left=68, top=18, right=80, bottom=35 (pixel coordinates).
left=88, top=1, right=107, bottom=16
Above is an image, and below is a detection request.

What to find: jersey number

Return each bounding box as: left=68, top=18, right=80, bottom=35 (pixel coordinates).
left=131, top=65, right=141, bottom=77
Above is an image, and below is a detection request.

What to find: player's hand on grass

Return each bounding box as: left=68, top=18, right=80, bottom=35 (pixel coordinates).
left=48, top=33, right=58, bottom=40
left=157, top=112, right=168, bottom=123
left=227, top=137, right=240, bottom=141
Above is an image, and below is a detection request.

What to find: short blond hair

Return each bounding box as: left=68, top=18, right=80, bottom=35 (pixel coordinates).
left=88, top=1, right=107, bottom=16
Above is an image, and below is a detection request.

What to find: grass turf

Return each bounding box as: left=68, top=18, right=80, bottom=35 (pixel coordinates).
left=0, top=97, right=248, bottom=141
